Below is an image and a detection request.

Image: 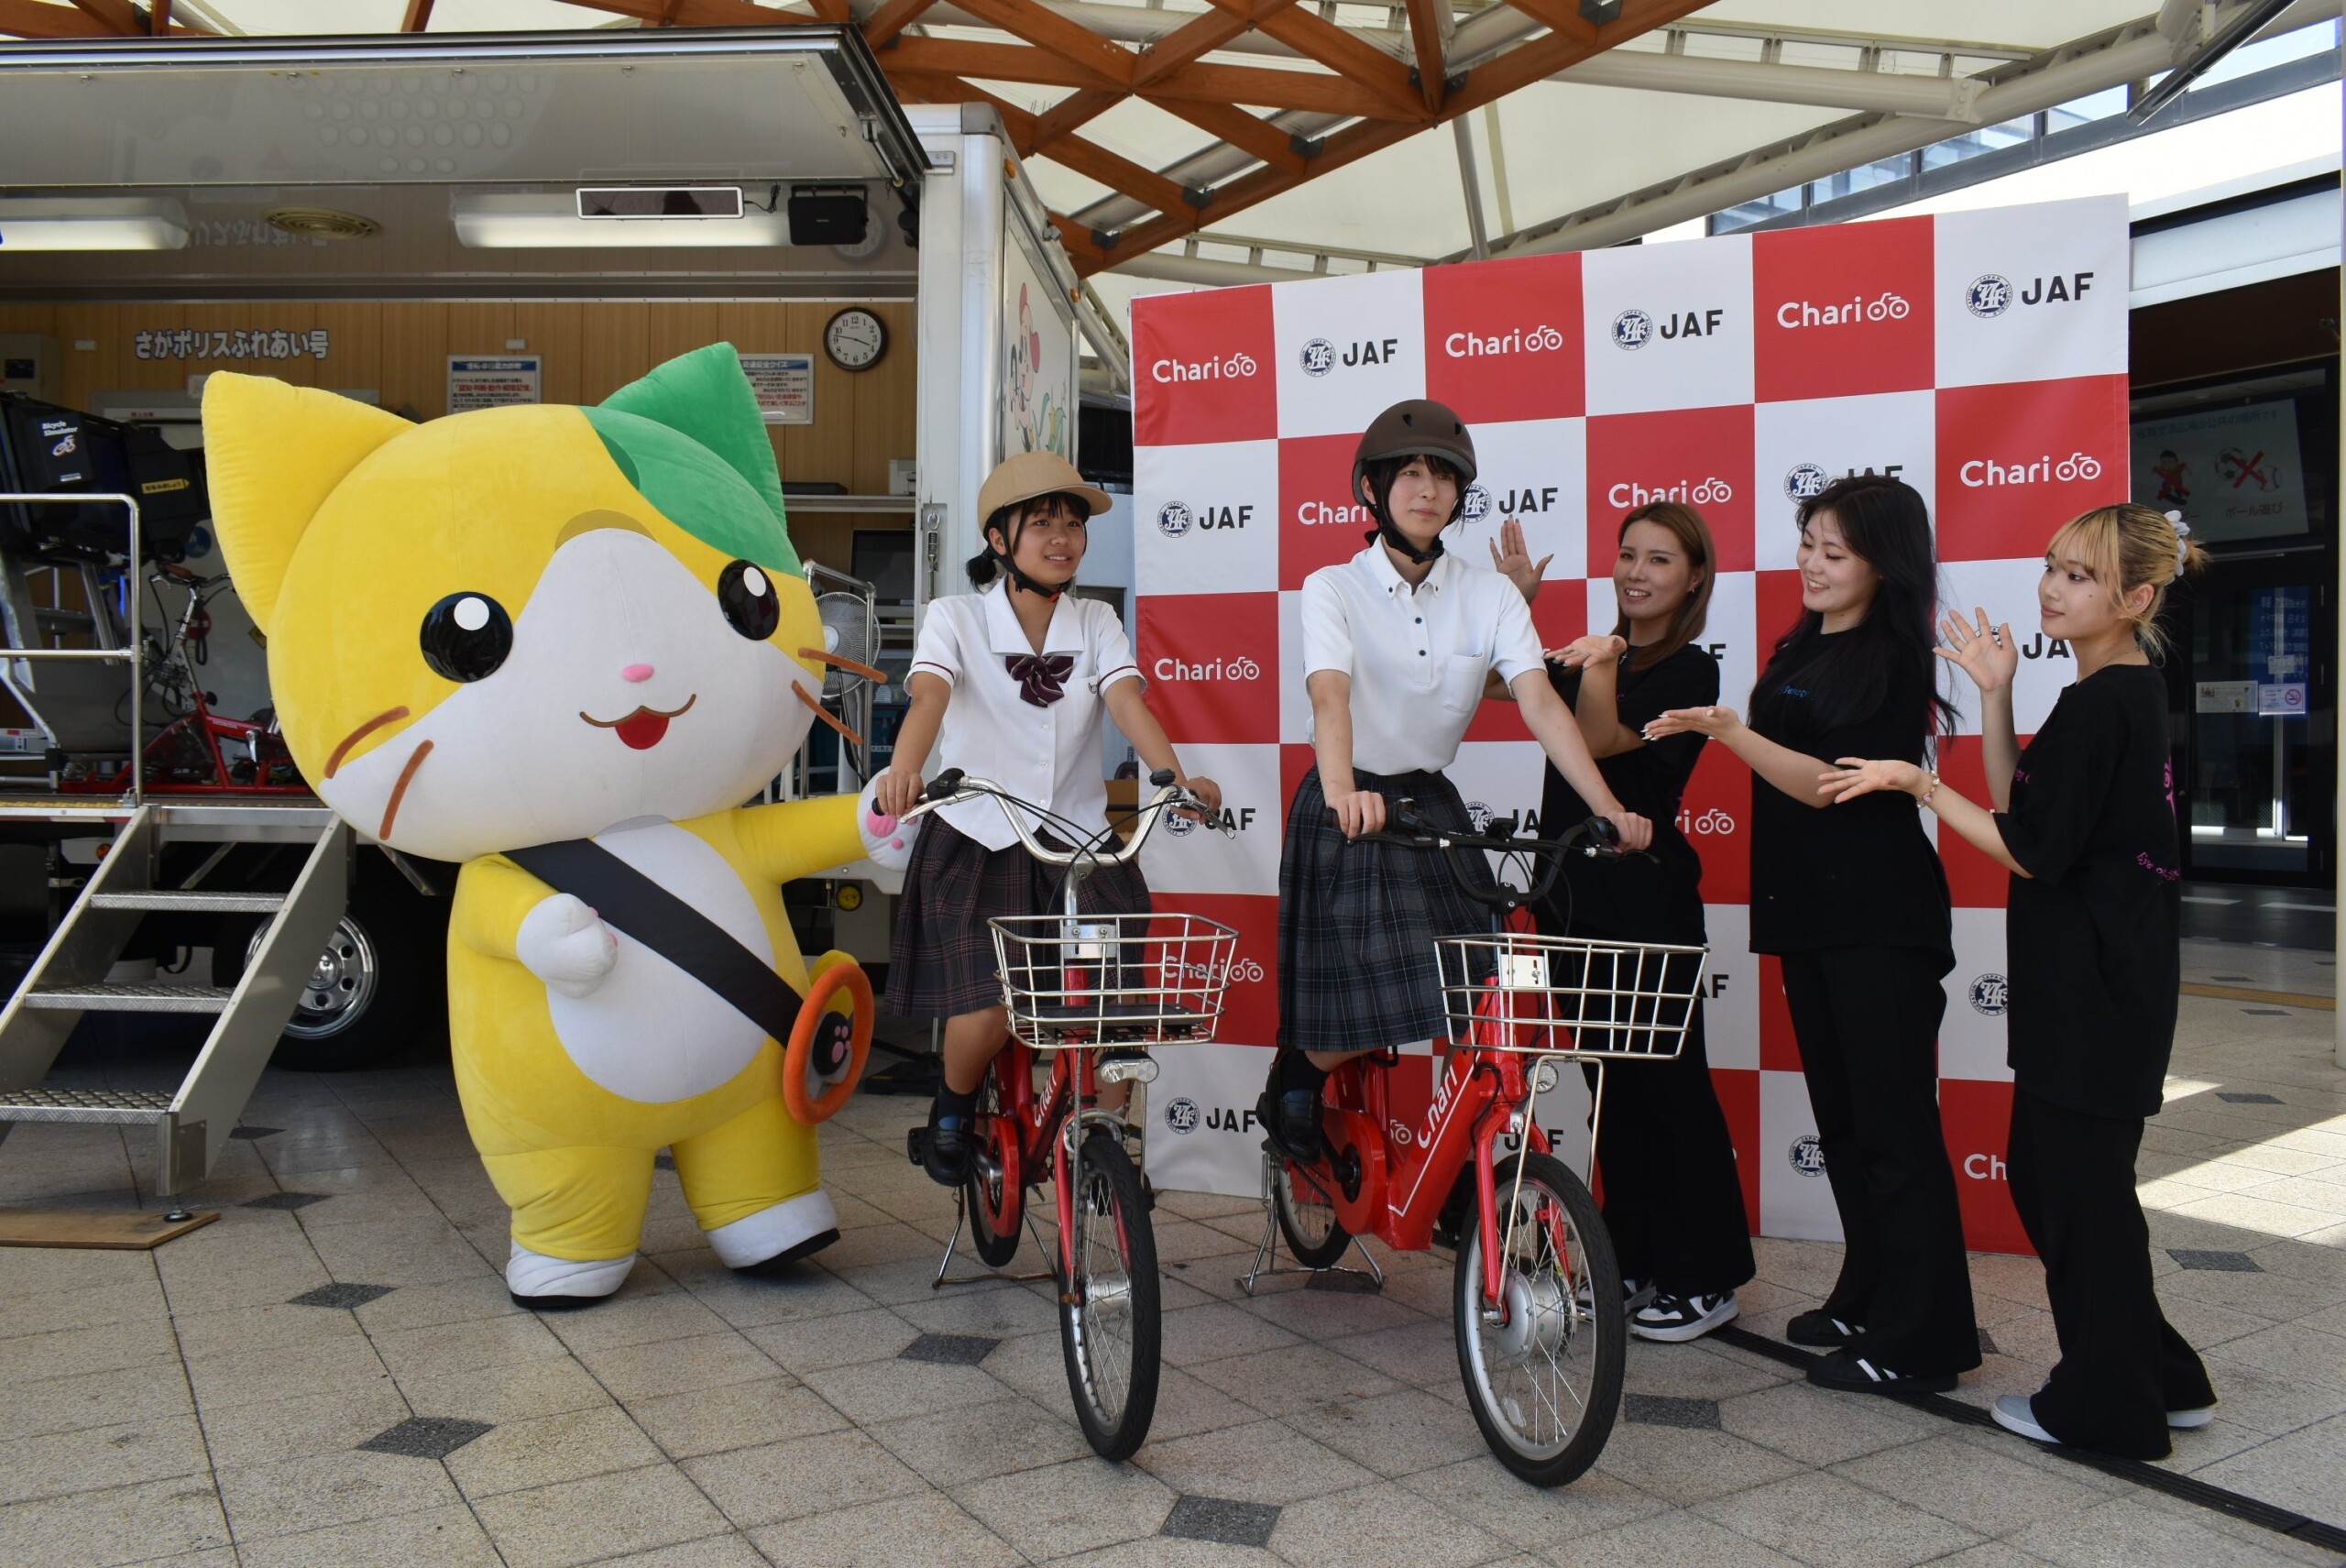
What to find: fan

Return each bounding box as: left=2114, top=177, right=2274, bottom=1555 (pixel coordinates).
left=815, top=591, right=877, bottom=699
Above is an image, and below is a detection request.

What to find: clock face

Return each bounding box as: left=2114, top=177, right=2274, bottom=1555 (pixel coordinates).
left=825, top=309, right=886, bottom=371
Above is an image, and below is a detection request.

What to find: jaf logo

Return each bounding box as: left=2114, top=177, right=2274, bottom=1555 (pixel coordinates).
left=1152, top=655, right=1263, bottom=682
left=1966, top=271, right=2095, bottom=319
left=1788, top=1135, right=1826, bottom=1177
left=1157, top=501, right=1252, bottom=538
left=1464, top=800, right=1494, bottom=833
left=1471, top=484, right=1564, bottom=517
left=1164, top=805, right=1259, bottom=839
left=1165, top=1100, right=1259, bottom=1135
left=1615, top=307, right=1725, bottom=348
left=1968, top=973, right=2008, bottom=1016
left=1150, top=349, right=1257, bottom=383
left=1957, top=452, right=2102, bottom=488
left=1783, top=463, right=1828, bottom=503
left=1776, top=292, right=1910, bottom=329
left=1445, top=323, right=1566, bottom=357
left=1163, top=1097, right=1201, bottom=1135
left=1301, top=336, right=1400, bottom=376
left=1606, top=477, right=1734, bottom=510
left=1461, top=487, right=1492, bottom=524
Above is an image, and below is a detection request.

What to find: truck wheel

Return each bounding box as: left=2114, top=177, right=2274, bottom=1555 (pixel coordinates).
left=213, top=863, right=449, bottom=1072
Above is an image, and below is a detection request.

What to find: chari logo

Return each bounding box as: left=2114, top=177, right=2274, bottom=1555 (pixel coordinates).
left=1151, top=654, right=1263, bottom=682
left=1777, top=291, right=1910, bottom=329
left=1606, top=477, right=1734, bottom=510
left=1957, top=452, right=2102, bottom=488
left=1149, top=350, right=1257, bottom=383
left=1444, top=323, right=1567, bottom=357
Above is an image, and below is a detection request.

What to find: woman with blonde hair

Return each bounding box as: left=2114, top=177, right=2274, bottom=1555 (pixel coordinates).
left=1822, top=501, right=2218, bottom=1457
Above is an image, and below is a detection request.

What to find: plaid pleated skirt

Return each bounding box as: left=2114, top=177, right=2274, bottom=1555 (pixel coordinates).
left=884, top=816, right=1150, bottom=1018
left=1277, top=764, right=1499, bottom=1055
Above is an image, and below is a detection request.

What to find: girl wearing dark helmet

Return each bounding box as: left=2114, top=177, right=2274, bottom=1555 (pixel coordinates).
left=1263, top=400, right=1651, bottom=1156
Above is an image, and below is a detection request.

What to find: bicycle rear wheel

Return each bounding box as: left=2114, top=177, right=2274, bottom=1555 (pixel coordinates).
left=1453, top=1151, right=1624, bottom=1487
left=1274, top=1157, right=1350, bottom=1269
left=963, top=1069, right=1022, bottom=1268
left=1059, top=1132, right=1161, bottom=1460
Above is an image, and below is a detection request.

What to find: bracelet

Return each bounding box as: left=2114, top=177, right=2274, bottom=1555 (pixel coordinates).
left=1915, top=770, right=1939, bottom=807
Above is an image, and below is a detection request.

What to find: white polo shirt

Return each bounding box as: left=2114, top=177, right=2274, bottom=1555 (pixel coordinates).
left=1299, top=544, right=1544, bottom=776
left=909, top=582, right=1141, bottom=850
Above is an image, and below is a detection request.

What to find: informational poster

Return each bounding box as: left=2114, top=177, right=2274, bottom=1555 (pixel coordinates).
left=2252, top=584, right=2311, bottom=718
left=998, top=217, right=1076, bottom=461
left=740, top=352, right=815, bottom=426
left=447, top=355, right=542, bottom=412
left=2132, top=400, right=2309, bottom=543
left=1131, top=193, right=2133, bottom=1255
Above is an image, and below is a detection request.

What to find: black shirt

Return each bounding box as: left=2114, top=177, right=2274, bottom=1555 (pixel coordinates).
left=1540, top=643, right=1715, bottom=944
left=1996, top=664, right=2179, bottom=1119
left=1747, top=631, right=1952, bottom=956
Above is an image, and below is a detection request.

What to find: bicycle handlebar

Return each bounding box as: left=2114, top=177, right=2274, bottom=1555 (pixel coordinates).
left=897, top=766, right=1227, bottom=870
left=1356, top=805, right=1628, bottom=910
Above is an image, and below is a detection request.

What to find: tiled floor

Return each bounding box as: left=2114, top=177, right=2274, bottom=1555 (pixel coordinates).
left=1, top=944, right=2341, bottom=1568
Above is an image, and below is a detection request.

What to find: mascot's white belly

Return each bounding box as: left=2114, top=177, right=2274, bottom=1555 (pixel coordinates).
left=543, top=820, right=775, bottom=1103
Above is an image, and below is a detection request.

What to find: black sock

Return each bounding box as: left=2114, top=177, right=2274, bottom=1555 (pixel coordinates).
left=1276, top=1050, right=1328, bottom=1099
left=933, top=1084, right=975, bottom=1128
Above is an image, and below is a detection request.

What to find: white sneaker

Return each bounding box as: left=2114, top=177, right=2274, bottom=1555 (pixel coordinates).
left=1992, top=1394, right=2059, bottom=1444
left=2168, top=1404, right=2217, bottom=1430
left=1631, top=1289, right=1740, bottom=1343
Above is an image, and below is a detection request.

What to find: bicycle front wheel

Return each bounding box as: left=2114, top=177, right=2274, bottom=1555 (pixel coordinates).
left=1453, top=1151, right=1624, bottom=1487
left=1059, top=1132, right=1161, bottom=1460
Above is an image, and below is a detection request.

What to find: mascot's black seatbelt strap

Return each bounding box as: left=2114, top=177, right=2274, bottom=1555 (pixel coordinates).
left=505, top=839, right=805, bottom=1042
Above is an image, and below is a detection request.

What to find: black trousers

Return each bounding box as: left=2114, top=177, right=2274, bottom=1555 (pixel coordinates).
left=2008, top=1088, right=2215, bottom=1459
left=1779, top=945, right=1979, bottom=1377
left=1585, top=1002, right=1755, bottom=1298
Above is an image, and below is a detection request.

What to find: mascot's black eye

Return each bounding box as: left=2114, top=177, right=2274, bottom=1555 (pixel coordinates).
left=419, top=592, right=513, bottom=682
left=718, top=560, right=780, bottom=641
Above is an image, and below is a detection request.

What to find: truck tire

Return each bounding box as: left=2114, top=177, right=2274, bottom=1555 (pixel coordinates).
left=213, top=858, right=450, bottom=1073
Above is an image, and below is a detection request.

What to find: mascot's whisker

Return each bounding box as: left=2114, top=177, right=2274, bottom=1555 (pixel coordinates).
left=326, top=705, right=411, bottom=779
left=792, top=685, right=865, bottom=749
left=378, top=739, right=434, bottom=841
left=798, top=647, right=885, bottom=685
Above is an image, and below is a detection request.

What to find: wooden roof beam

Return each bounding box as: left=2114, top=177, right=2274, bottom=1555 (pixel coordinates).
left=893, top=71, right=1191, bottom=220
left=1403, top=0, right=1448, bottom=113
left=1134, top=0, right=1299, bottom=87
left=1227, top=0, right=1423, bottom=119
left=863, top=0, right=939, bottom=49
left=943, top=0, right=1136, bottom=88
left=882, top=38, right=1404, bottom=118
left=1143, top=96, right=1308, bottom=175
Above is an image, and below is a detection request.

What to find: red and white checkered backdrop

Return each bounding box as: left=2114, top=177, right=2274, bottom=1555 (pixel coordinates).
left=1130, top=194, right=2130, bottom=1254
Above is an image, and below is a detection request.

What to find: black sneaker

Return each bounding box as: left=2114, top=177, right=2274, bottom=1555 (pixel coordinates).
left=1787, top=1309, right=1863, bottom=1348
left=1806, top=1347, right=1957, bottom=1396
left=1632, top=1290, right=1739, bottom=1343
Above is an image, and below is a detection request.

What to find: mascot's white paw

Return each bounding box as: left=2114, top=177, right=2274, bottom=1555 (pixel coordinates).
left=517, top=893, right=619, bottom=999
left=507, top=1240, right=634, bottom=1301
left=858, top=781, right=917, bottom=873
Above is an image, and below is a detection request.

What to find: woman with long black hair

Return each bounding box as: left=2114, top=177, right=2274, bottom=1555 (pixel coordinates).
left=1646, top=474, right=1979, bottom=1395
left=1529, top=502, right=1754, bottom=1343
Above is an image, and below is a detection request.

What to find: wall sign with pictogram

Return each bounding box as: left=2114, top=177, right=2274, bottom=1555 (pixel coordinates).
left=1132, top=194, right=2134, bottom=1255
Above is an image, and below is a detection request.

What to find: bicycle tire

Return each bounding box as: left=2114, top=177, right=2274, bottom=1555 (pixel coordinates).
left=1453, top=1151, right=1624, bottom=1487
left=963, top=1074, right=1023, bottom=1268
left=1059, top=1132, right=1161, bottom=1461
left=1274, top=1157, right=1351, bottom=1269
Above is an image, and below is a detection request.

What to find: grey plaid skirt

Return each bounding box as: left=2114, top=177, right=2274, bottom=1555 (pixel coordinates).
left=884, top=816, right=1150, bottom=1019
left=1277, top=765, right=1499, bottom=1055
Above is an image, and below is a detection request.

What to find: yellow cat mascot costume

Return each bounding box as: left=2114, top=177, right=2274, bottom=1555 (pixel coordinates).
left=203, top=345, right=916, bottom=1305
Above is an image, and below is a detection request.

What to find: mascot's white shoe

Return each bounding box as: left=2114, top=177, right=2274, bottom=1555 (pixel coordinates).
left=507, top=1241, right=635, bottom=1307
left=707, top=1189, right=840, bottom=1274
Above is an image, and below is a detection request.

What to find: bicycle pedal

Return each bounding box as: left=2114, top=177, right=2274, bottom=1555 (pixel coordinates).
left=904, top=1126, right=929, bottom=1168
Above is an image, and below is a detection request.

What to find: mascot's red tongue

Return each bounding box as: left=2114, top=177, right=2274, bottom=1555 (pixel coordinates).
left=613, top=708, right=670, bottom=750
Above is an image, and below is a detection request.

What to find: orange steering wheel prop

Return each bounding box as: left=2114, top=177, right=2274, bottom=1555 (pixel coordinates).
left=784, top=960, right=873, bottom=1124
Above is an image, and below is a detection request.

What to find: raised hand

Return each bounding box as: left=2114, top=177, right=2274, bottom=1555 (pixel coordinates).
left=1937, top=606, right=2017, bottom=695
left=1544, top=633, right=1629, bottom=670
left=1488, top=517, right=1553, bottom=602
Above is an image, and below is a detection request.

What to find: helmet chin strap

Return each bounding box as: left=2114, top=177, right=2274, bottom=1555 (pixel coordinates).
left=992, top=518, right=1069, bottom=600
left=1364, top=488, right=1453, bottom=566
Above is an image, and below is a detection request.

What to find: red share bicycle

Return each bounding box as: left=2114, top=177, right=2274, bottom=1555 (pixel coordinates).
left=900, top=767, right=1237, bottom=1460
left=1247, top=805, right=1708, bottom=1486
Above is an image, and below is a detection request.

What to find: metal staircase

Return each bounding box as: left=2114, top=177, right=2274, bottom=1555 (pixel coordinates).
left=0, top=801, right=348, bottom=1194
left=0, top=492, right=355, bottom=1196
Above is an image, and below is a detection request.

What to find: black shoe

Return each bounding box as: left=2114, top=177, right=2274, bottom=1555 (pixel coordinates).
left=1806, top=1347, right=1957, bottom=1396
left=922, top=1102, right=970, bottom=1187
left=1255, top=1090, right=1324, bottom=1162
left=1632, top=1290, right=1739, bottom=1343
left=1787, top=1309, right=1863, bottom=1348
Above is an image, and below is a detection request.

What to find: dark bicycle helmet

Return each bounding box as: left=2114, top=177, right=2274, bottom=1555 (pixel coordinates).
left=1353, top=400, right=1477, bottom=564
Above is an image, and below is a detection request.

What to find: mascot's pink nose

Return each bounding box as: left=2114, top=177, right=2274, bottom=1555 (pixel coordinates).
left=621, top=663, right=655, bottom=684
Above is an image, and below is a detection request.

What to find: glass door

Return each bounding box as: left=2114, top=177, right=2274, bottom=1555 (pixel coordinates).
left=2177, top=563, right=2334, bottom=883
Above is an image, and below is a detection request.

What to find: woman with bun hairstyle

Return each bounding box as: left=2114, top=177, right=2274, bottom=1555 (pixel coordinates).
left=1533, top=501, right=1754, bottom=1343
left=876, top=452, right=1218, bottom=1187
left=1262, top=400, right=1650, bottom=1157
left=1646, top=473, right=1979, bottom=1395
left=1821, top=503, right=2216, bottom=1457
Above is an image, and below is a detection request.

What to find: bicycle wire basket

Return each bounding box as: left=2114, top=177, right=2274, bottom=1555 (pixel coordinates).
left=990, top=912, right=1241, bottom=1049
left=1434, top=931, right=1709, bottom=1060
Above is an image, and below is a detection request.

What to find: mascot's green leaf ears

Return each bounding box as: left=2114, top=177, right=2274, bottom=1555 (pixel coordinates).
left=584, top=343, right=800, bottom=578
